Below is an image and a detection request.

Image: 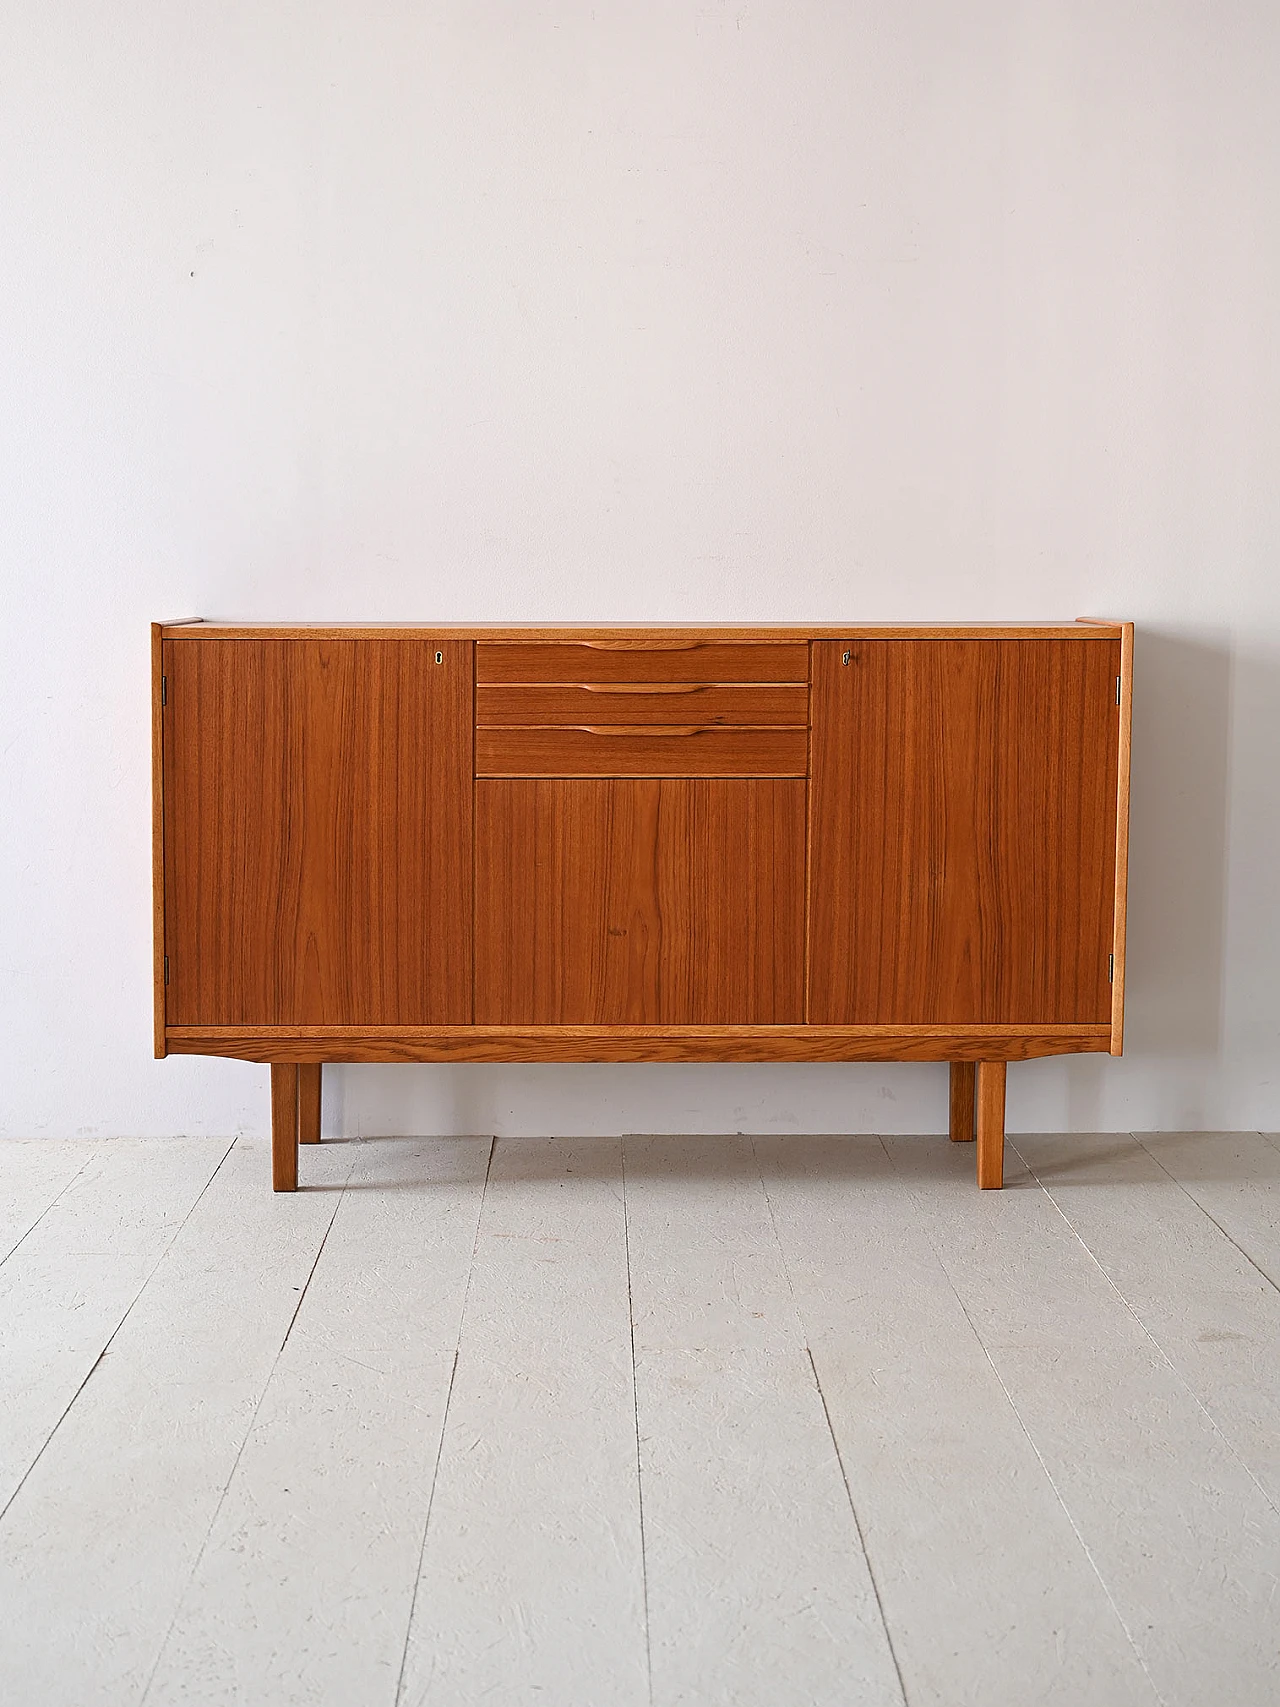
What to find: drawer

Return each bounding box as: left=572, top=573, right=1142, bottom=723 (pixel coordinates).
left=476, top=640, right=809, bottom=685
left=475, top=724, right=808, bottom=777
left=476, top=682, right=809, bottom=727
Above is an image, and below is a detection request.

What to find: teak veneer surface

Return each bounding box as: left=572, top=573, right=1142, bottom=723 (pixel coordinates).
left=163, top=638, right=472, bottom=1025
left=474, top=778, right=806, bottom=1024
left=476, top=683, right=809, bottom=726
left=475, top=724, right=808, bottom=777
left=475, top=640, right=809, bottom=683
left=808, top=638, right=1120, bottom=1025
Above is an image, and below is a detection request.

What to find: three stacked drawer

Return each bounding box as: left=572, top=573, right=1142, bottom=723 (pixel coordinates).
left=474, top=641, right=810, bottom=775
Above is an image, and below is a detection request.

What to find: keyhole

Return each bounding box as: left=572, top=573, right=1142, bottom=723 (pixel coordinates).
left=435, top=650, right=443, bottom=664
left=842, top=650, right=852, bottom=666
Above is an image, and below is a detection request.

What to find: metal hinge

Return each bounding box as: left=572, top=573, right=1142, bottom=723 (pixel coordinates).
left=161, top=675, right=167, bottom=706
left=1108, top=953, right=1114, bottom=984
left=164, top=955, right=170, bottom=986
left=1115, top=675, right=1121, bottom=705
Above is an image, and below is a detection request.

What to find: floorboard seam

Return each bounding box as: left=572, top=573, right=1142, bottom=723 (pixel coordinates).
left=879, top=1138, right=1170, bottom=1707
left=0, top=1136, right=237, bottom=1533
left=392, top=1350, right=460, bottom=1707
left=0, top=1144, right=101, bottom=1271
left=621, top=1137, right=655, bottom=1707
left=1132, top=1134, right=1280, bottom=1294
left=751, top=1136, right=803, bottom=1316
left=392, top=1134, right=496, bottom=1707
left=805, top=1346, right=911, bottom=1707
left=1012, top=1139, right=1280, bottom=1523
left=137, top=1150, right=353, bottom=1707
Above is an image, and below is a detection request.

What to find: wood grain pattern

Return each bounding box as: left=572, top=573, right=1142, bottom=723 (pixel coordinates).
left=476, top=683, right=809, bottom=726
left=808, top=639, right=1121, bottom=1025
left=475, top=779, right=805, bottom=1024
left=476, top=641, right=809, bottom=683
left=151, top=623, right=167, bottom=1058
left=297, top=1063, right=321, bottom=1145
left=475, top=725, right=807, bottom=778
left=165, top=1025, right=1112, bottom=1064
left=270, top=1064, right=298, bottom=1192
left=977, top=1061, right=1007, bottom=1190
left=949, top=1061, right=976, bottom=1142
left=1111, top=623, right=1134, bottom=1054
left=162, top=638, right=473, bottom=1025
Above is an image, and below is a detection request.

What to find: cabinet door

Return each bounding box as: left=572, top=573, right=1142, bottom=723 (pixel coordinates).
left=475, top=779, right=805, bottom=1024
left=163, top=639, right=472, bottom=1025
left=808, top=639, right=1120, bottom=1025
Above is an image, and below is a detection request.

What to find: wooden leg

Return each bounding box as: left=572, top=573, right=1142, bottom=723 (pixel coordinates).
left=976, top=1061, right=1006, bottom=1190
left=949, top=1061, right=976, bottom=1142
left=298, top=1064, right=322, bottom=1145
left=271, top=1063, right=299, bottom=1192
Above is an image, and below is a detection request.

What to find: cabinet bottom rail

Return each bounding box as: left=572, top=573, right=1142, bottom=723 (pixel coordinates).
left=168, top=1022, right=1111, bottom=1065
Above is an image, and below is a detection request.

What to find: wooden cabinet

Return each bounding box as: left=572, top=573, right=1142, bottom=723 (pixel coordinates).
left=152, top=622, right=1132, bottom=1193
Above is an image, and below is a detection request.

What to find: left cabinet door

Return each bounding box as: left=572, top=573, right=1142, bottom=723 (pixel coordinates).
left=162, top=638, right=473, bottom=1026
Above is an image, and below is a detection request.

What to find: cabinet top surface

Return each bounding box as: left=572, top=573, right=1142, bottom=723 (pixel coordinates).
left=158, top=620, right=1128, bottom=640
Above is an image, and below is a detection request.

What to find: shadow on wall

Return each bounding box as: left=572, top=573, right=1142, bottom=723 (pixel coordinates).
left=1124, top=627, right=1232, bottom=1058
left=1057, top=625, right=1233, bottom=1134
left=1084, top=625, right=1233, bottom=1129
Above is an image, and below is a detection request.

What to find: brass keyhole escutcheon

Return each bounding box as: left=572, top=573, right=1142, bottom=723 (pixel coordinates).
left=435, top=650, right=443, bottom=664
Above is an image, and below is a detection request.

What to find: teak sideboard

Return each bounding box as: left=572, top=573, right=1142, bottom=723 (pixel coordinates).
left=151, top=620, right=1132, bottom=1192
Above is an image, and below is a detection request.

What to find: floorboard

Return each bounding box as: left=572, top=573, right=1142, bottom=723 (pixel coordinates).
left=888, top=1135, right=1280, bottom=1707
left=638, top=1344, right=904, bottom=1707
left=0, top=1138, right=100, bottom=1267
left=3, top=1130, right=1279, bottom=1707
left=0, top=1135, right=230, bottom=1518
left=144, top=1137, right=491, bottom=1707
left=397, top=1139, right=648, bottom=1707
left=1016, top=1131, right=1280, bottom=1512
left=624, top=1134, right=803, bottom=1351
left=760, top=1135, right=1159, bottom=1707
left=0, top=1137, right=348, bottom=1707
left=1137, top=1131, right=1280, bottom=1288
left=625, top=1135, right=902, bottom=1707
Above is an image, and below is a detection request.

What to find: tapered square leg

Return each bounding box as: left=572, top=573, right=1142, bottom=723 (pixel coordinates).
left=298, top=1063, right=322, bottom=1145
left=949, top=1062, right=976, bottom=1142
left=976, top=1061, right=1006, bottom=1190
left=271, top=1063, right=299, bottom=1192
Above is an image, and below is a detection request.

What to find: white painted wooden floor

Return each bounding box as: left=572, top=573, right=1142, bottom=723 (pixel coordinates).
left=2, top=1130, right=1279, bottom=1706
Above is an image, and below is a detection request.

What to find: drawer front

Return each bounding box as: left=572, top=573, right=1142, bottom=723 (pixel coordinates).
left=476, top=682, right=809, bottom=727
left=475, top=724, right=808, bottom=777
left=476, top=641, right=809, bottom=685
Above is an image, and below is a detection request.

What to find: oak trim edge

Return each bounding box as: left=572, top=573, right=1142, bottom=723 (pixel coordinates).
left=161, top=623, right=1127, bottom=642
left=151, top=622, right=166, bottom=1058
left=1111, top=622, right=1134, bottom=1054
left=166, top=1024, right=1112, bottom=1064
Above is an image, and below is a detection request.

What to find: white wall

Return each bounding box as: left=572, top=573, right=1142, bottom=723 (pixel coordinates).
left=2, top=2, right=1277, bottom=1140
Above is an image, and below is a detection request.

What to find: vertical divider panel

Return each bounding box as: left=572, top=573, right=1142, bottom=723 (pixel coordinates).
left=152, top=624, right=166, bottom=1058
